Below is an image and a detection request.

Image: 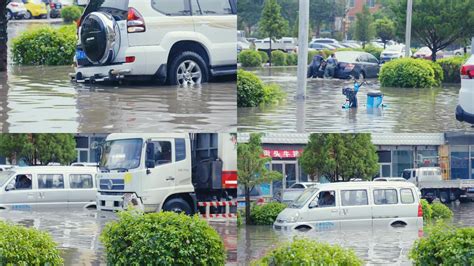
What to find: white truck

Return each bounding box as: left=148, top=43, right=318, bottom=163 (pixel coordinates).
left=402, top=167, right=474, bottom=203
left=96, top=133, right=237, bottom=217
left=254, top=37, right=298, bottom=53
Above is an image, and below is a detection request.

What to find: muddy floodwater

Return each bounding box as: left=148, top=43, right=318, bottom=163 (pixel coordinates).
left=237, top=202, right=474, bottom=265
left=1, top=21, right=236, bottom=132
left=0, top=209, right=237, bottom=265
left=238, top=67, right=472, bottom=133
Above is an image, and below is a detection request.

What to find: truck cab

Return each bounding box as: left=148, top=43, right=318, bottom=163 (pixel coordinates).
left=402, top=167, right=442, bottom=184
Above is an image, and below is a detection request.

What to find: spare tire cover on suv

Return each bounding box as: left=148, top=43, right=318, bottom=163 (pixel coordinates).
left=80, top=12, right=120, bottom=65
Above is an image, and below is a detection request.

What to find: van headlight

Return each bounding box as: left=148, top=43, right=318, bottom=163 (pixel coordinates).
left=287, top=213, right=299, bottom=223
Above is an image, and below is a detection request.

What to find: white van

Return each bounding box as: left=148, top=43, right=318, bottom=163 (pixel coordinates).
left=402, top=167, right=442, bottom=183
left=0, top=166, right=98, bottom=211
left=273, top=182, right=423, bottom=231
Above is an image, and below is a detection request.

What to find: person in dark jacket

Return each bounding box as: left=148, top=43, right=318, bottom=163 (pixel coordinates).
left=324, top=54, right=338, bottom=78
left=307, top=51, right=326, bottom=78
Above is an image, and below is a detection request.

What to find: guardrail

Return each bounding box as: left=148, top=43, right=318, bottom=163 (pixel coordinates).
left=198, top=201, right=237, bottom=220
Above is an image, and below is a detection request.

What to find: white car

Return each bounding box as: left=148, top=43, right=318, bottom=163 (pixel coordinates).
left=380, top=45, right=411, bottom=63
left=311, top=38, right=343, bottom=48
left=274, top=181, right=423, bottom=231
left=6, top=0, right=27, bottom=20
left=457, top=55, right=474, bottom=122
left=454, top=46, right=472, bottom=56
left=73, top=0, right=237, bottom=85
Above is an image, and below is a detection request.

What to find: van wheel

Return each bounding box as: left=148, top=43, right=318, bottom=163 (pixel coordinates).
left=295, top=225, right=311, bottom=232
left=162, top=198, right=192, bottom=215
left=439, top=191, right=450, bottom=204
left=391, top=221, right=407, bottom=227
left=168, top=51, right=208, bottom=85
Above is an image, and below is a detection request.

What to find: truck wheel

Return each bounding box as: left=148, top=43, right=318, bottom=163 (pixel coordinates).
left=168, top=51, right=208, bottom=85
left=162, top=198, right=192, bottom=215
left=439, top=191, right=450, bottom=204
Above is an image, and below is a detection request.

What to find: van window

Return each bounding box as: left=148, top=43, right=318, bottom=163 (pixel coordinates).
left=70, top=174, right=93, bottom=189
left=10, top=174, right=32, bottom=190
left=317, top=191, right=336, bottom=207
left=373, top=189, right=398, bottom=205
left=38, top=174, right=64, bottom=189
left=341, top=190, right=368, bottom=206
left=152, top=141, right=172, bottom=166
left=191, top=0, right=233, bottom=16
left=175, top=138, right=186, bottom=162
left=400, top=188, right=415, bottom=204
left=152, top=0, right=191, bottom=16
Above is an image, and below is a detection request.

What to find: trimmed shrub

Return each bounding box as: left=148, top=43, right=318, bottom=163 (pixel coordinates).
left=253, top=238, right=363, bottom=265
left=258, top=51, right=269, bottom=64
left=364, top=44, right=383, bottom=60
left=262, top=83, right=286, bottom=105
left=250, top=202, right=286, bottom=225
left=239, top=50, right=262, bottom=67
left=237, top=69, right=265, bottom=107
left=436, top=56, right=466, bottom=83
left=12, top=25, right=77, bottom=65
left=101, top=210, right=226, bottom=265
left=0, top=221, right=63, bottom=265
left=420, top=199, right=432, bottom=223
left=379, top=58, right=441, bottom=88
left=322, top=49, right=335, bottom=58
left=410, top=223, right=474, bottom=265
left=61, top=5, right=84, bottom=23
left=286, top=53, right=298, bottom=66
left=425, top=60, right=444, bottom=86
left=271, top=50, right=287, bottom=66
left=431, top=202, right=453, bottom=221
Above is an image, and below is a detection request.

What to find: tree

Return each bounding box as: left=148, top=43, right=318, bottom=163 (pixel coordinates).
left=391, top=0, right=474, bottom=61
left=355, top=5, right=374, bottom=48
left=0, top=134, right=76, bottom=165
left=238, top=133, right=282, bottom=225
left=310, top=0, right=347, bottom=38
left=258, top=0, right=289, bottom=65
left=0, top=1, right=7, bottom=72
left=299, top=134, right=379, bottom=182
left=237, top=0, right=265, bottom=36
left=374, top=18, right=395, bottom=48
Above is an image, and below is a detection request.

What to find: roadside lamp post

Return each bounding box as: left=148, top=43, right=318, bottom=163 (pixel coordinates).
left=405, top=0, right=413, bottom=58
left=296, top=0, right=310, bottom=100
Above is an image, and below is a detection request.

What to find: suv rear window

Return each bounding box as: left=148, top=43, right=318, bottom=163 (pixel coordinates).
left=191, top=0, right=233, bottom=15
left=152, top=0, right=191, bottom=16
left=84, top=0, right=129, bottom=21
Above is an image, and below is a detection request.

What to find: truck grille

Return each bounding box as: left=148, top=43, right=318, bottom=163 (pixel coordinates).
left=99, top=179, right=124, bottom=190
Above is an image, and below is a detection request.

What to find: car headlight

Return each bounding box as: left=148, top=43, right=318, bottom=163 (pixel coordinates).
left=287, top=213, right=299, bottom=223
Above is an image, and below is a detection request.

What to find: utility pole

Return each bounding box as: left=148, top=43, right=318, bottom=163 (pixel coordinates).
left=296, top=0, right=310, bottom=100
left=405, top=0, right=413, bottom=58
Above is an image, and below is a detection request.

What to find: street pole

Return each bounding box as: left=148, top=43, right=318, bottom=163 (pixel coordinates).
left=404, top=0, right=413, bottom=58
left=296, top=0, right=309, bottom=100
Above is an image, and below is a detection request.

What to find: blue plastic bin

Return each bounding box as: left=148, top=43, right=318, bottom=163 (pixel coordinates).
left=367, top=92, right=384, bottom=108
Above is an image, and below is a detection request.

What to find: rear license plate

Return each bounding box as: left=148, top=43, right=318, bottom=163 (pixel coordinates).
left=76, top=50, right=86, bottom=60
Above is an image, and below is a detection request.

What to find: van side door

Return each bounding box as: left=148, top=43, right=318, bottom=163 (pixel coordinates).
left=3, top=173, right=36, bottom=211
left=339, top=189, right=372, bottom=228
left=36, top=173, right=67, bottom=210
left=299, top=190, right=340, bottom=231
left=67, top=173, right=97, bottom=209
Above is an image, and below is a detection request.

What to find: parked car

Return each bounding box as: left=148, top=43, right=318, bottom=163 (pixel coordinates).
left=0, top=166, right=98, bottom=211
left=6, top=0, right=27, bottom=20
left=454, top=46, right=472, bottom=56
left=308, top=42, right=337, bottom=51
left=237, top=186, right=265, bottom=208
left=22, top=0, right=47, bottom=19
left=380, top=45, right=411, bottom=63
left=255, top=37, right=297, bottom=53
left=73, top=0, right=237, bottom=85
left=311, top=38, right=342, bottom=48
left=47, top=0, right=63, bottom=18
left=343, top=40, right=362, bottom=49
left=273, top=181, right=423, bottom=231
left=456, top=53, right=474, bottom=124
left=333, top=51, right=380, bottom=80
left=0, top=165, right=14, bottom=172
left=275, top=182, right=318, bottom=204
left=413, top=47, right=444, bottom=60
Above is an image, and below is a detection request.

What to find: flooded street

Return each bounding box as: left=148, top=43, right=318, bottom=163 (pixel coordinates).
left=0, top=21, right=236, bottom=132
left=238, top=67, right=472, bottom=133
left=237, top=202, right=474, bottom=265
left=0, top=209, right=237, bottom=265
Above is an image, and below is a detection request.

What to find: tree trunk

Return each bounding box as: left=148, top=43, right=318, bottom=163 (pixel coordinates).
left=383, top=41, right=386, bottom=49
left=316, top=23, right=321, bottom=38
left=245, top=185, right=251, bottom=225
left=0, top=2, right=8, bottom=72
left=431, top=47, right=437, bottom=62
left=269, top=37, right=272, bottom=67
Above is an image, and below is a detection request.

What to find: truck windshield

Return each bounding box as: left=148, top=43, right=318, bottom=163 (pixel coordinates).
left=0, top=171, right=14, bottom=187
left=100, top=139, right=142, bottom=171
left=289, top=188, right=318, bottom=209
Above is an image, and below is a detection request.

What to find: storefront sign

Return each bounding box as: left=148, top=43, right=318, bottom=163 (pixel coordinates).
left=263, top=149, right=303, bottom=158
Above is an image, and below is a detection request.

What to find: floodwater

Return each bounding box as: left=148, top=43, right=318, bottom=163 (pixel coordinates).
left=0, top=209, right=237, bottom=265
left=1, top=21, right=236, bottom=132
left=238, top=67, right=472, bottom=133
left=237, top=202, right=474, bottom=265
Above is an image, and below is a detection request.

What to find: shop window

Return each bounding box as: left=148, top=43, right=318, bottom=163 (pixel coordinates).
left=451, top=146, right=469, bottom=179
left=392, top=150, right=413, bottom=177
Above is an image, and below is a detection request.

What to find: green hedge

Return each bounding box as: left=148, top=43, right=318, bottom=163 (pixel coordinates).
left=237, top=70, right=285, bottom=107
left=239, top=50, right=262, bottom=67
left=253, top=238, right=363, bottom=265
left=61, top=5, right=84, bottom=23
left=410, top=223, right=474, bottom=265
left=364, top=45, right=383, bottom=60
left=101, top=210, right=226, bottom=265
left=250, top=202, right=286, bottom=225
left=431, top=202, right=453, bottom=221
left=379, top=58, right=442, bottom=88
left=258, top=51, right=269, bottom=64
left=12, top=25, right=77, bottom=66
left=420, top=199, right=433, bottom=223
left=0, top=221, right=63, bottom=265
left=286, top=53, right=298, bottom=66
left=436, top=56, right=466, bottom=83
left=271, top=50, right=286, bottom=66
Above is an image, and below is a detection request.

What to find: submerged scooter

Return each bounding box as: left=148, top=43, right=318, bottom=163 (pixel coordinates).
left=342, top=78, right=365, bottom=109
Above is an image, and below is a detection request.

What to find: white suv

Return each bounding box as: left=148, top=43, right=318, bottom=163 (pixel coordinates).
left=73, top=0, right=237, bottom=85
left=456, top=54, right=474, bottom=124
left=6, top=0, right=27, bottom=20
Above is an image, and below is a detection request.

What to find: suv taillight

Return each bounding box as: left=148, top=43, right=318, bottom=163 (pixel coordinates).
left=461, top=64, right=474, bottom=79
left=11, top=3, right=19, bottom=7
left=127, top=7, right=146, bottom=33
left=418, top=203, right=423, bottom=217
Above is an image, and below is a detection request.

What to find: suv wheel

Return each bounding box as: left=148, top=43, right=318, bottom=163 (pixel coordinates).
left=6, top=10, right=12, bottom=21
left=24, top=11, right=32, bottom=19
left=168, top=51, right=208, bottom=85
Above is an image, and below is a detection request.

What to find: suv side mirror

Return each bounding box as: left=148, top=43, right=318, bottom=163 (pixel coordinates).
left=5, top=184, right=15, bottom=191
left=145, top=142, right=155, bottom=169
left=309, top=200, right=318, bottom=209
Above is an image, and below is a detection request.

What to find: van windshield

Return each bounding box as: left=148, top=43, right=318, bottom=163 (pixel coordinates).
left=100, top=139, right=143, bottom=171
left=0, top=171, right=14, bottom=187
left=289, top=188, right=318, bottom=209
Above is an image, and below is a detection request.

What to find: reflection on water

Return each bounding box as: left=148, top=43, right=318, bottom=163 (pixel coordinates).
left=238, top=202, right=474, bottom=265
left=0, top=210, right=237, bottom=265
left=238, top=67, right=472, bottom=133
